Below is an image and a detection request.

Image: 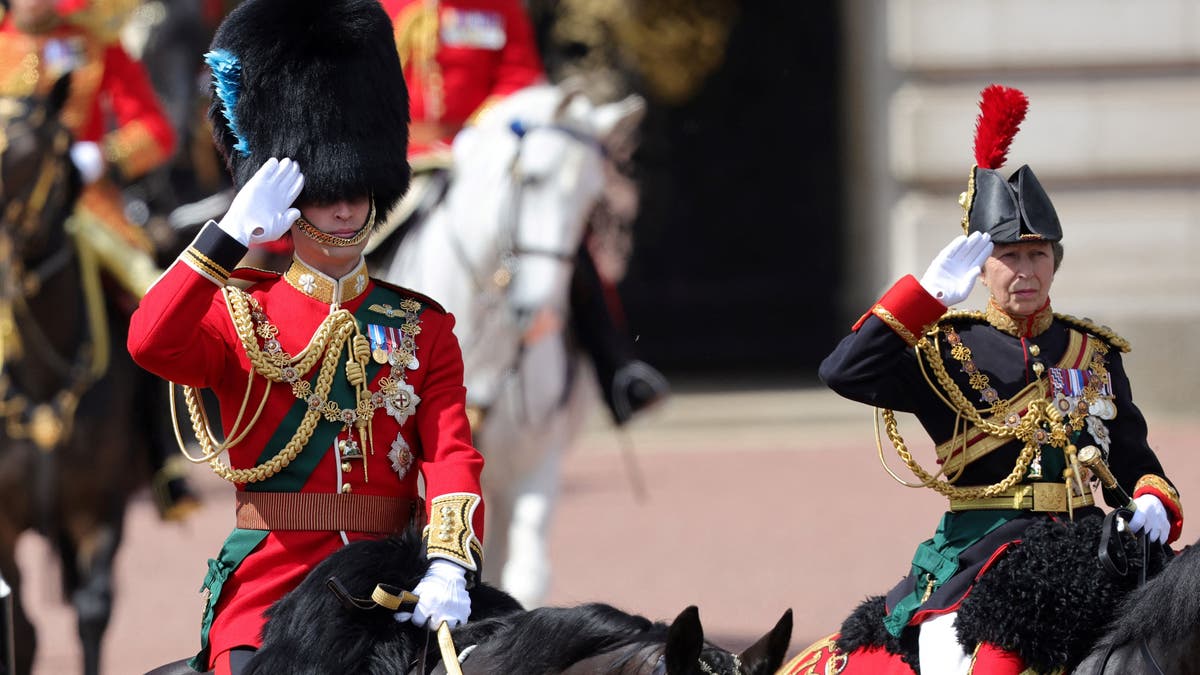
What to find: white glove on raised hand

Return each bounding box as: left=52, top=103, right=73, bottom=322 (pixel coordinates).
left=919, top=231, right=994, bottom=307
left=394, top=559, right=471, bottom=629
left=1127, top=494, right=1169, bottom=544
left=69, top=141, right=104, bottom=185
left=217, top=157, right=304, bottom=246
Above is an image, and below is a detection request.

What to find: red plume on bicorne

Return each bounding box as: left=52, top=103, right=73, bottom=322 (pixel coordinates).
left=972, top=84, right=1029, bottom=170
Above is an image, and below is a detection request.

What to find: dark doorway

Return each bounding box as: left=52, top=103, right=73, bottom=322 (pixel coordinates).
left=533, top=1, right=843, bottom=379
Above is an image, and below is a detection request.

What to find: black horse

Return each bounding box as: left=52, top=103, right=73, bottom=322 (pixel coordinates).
left=150, top=528, right=793, bottom=674
left=0, top=76, right=173, bottom=675
left=1073, top=538, right=1200, bottom=674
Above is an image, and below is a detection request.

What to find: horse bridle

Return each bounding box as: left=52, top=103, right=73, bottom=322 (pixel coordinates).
left=0, top=100, right=74, bottom=240
left=0, top=101, right=110, bottom=452
left=444, top=117, right=601, bottom=294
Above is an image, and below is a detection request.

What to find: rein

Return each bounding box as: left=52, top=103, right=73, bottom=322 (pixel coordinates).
left=1094, top=508, right=1167, bottom=675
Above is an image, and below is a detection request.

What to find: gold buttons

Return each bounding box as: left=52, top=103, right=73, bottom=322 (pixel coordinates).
left=438, top=505, right=456, bottom=542
left=342, top=462, right=353, bottom=473
left=1032, top=362, right=1045, bottom=376
left=340, top=483, right=352, bottom=494
left=1029, top=344, right=1041, bottom=357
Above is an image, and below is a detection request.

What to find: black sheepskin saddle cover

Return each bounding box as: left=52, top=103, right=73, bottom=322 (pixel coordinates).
left=243, top=528, right=522, bottom=675
left=834, top=514, right=1168, bottom=673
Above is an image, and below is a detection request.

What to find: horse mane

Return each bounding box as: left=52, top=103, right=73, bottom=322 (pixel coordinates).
left=451, top=602, right=666, bottom=673
left=1096, top=542, right=1200, bottom=648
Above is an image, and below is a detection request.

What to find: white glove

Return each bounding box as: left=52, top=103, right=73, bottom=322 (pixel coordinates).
left=217, top=157, right=304, bottom=246
left=1127, top=494, right=1170, bottom=544
left=919, top=231, right=993, bottom=307
left=394, top=559, right=471, bottom=629
left=69, top=141, right=105, bottom=184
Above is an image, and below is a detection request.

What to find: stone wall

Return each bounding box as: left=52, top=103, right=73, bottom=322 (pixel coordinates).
left=842, top=0, right=1200, bottom=413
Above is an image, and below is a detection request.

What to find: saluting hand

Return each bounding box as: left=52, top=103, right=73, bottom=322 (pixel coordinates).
left=920, top=231, right=993, bottom=307
left=217, top=157, right=305, bottom=246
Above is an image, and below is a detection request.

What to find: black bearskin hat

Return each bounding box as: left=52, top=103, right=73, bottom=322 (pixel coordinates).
left=960, top=85, right=1061, bottom=243
left=206, top=0, right=410, bottom=214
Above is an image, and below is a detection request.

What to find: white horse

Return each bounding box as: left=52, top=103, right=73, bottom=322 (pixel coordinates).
left=370, top=84, right=644, bottom=607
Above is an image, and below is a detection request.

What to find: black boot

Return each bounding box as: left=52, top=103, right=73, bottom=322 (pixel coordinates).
left=607, top=360, right=670, bottom=426
left=151, top=456, right=202, bottom=522
left=141, top=374, right=202, bottom=522
left=570, top=245, right=670, bottom=426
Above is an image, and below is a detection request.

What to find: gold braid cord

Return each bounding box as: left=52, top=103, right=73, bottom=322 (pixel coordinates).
left=879, top=326, right=1067, bottom=500
left=179, top=286, right=371, bottom=483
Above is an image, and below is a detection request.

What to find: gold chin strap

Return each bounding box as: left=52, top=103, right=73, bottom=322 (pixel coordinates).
left=295, top=198, right=377, bottom=247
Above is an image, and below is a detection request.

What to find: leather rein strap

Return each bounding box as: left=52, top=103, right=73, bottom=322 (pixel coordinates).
left=1095, top=508, right=1166, bottom=675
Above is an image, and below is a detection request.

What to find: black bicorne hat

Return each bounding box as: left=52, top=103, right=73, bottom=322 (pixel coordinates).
left=960, top=85, right=1061, bottom=243
left=206, top=0, right=411, bottom=214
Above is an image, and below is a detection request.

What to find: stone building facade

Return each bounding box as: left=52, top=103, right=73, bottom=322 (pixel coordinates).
left=841, top=0, right=1200, bottom=413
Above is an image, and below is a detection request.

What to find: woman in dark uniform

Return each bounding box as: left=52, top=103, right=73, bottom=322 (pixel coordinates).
left=808, top=85, right=1182, bottom=675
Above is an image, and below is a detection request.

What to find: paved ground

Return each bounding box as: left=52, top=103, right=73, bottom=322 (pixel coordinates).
left=17, top=379, right=1200, bottom=674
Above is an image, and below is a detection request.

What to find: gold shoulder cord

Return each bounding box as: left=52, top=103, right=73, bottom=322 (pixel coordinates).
left=875, top=324, right=1041, bottom=500
left=1054, top=313, right=1130, bottom=353
left=170, top=286, right=373, bottom=483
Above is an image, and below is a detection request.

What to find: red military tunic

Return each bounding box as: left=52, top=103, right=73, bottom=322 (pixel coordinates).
left=381, top=0, right=544, bottom=164
left=128, top=223, right=485, bottom=668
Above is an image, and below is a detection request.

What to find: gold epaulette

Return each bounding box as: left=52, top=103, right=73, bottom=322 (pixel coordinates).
left=1053, top=313, right=1130, bottom=353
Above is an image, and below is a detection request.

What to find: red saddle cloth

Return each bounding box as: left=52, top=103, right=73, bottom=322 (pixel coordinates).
left=780, top=633, right=914, bottom=675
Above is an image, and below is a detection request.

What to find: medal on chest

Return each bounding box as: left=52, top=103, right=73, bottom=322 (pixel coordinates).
left=231, top=292, right=427, bottom=483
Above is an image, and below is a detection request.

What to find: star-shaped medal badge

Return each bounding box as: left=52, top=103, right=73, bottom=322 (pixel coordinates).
left=389, top=435, right=414, bottom=479
left=383, top=380, right=421, bottom=425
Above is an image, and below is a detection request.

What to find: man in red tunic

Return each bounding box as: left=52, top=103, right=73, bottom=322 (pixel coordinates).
left=378, top=0, right=670, bottom=426
left=128, top=1, right=485, bottom=672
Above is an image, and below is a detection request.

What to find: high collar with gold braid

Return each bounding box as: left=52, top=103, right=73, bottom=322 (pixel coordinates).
left=284, top=256, right=370, bottom=306
left=984, top=297, right=1054, bottom=338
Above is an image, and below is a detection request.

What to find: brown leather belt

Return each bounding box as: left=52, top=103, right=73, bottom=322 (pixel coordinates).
left=235, top=492, right=420, bottom=534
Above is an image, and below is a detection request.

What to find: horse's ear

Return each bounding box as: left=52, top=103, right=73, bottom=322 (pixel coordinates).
left=47, top=73, right=73, bottom=118
left=664, top=605, right=704, bottom=674
left=738, top=609, right=793, bottom=675
left=592, top=94, right=645, bottom=136
left=592, top=94, right=645, bottom=163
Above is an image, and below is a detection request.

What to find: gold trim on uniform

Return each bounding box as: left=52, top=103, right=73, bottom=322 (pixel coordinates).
left=871, top=305, right=919, bottom=346
left=949, top=481, right=1094, bottom=513
left=985, top=297, right=1054, bottom=337
left=183, top=247, right=231, bottom=285
left=934, top=329, right=1093, bottom=475
left=425, top=492, right=482, bottom=572
left=1135, top=474, right=1182, bottom=516
left=284, top=256, right=370, bottom=306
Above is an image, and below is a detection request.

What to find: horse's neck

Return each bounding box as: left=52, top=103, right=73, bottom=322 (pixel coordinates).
left=383, top=206, right=502, bottom=327
left=7, top=246, right=86, bottom=400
